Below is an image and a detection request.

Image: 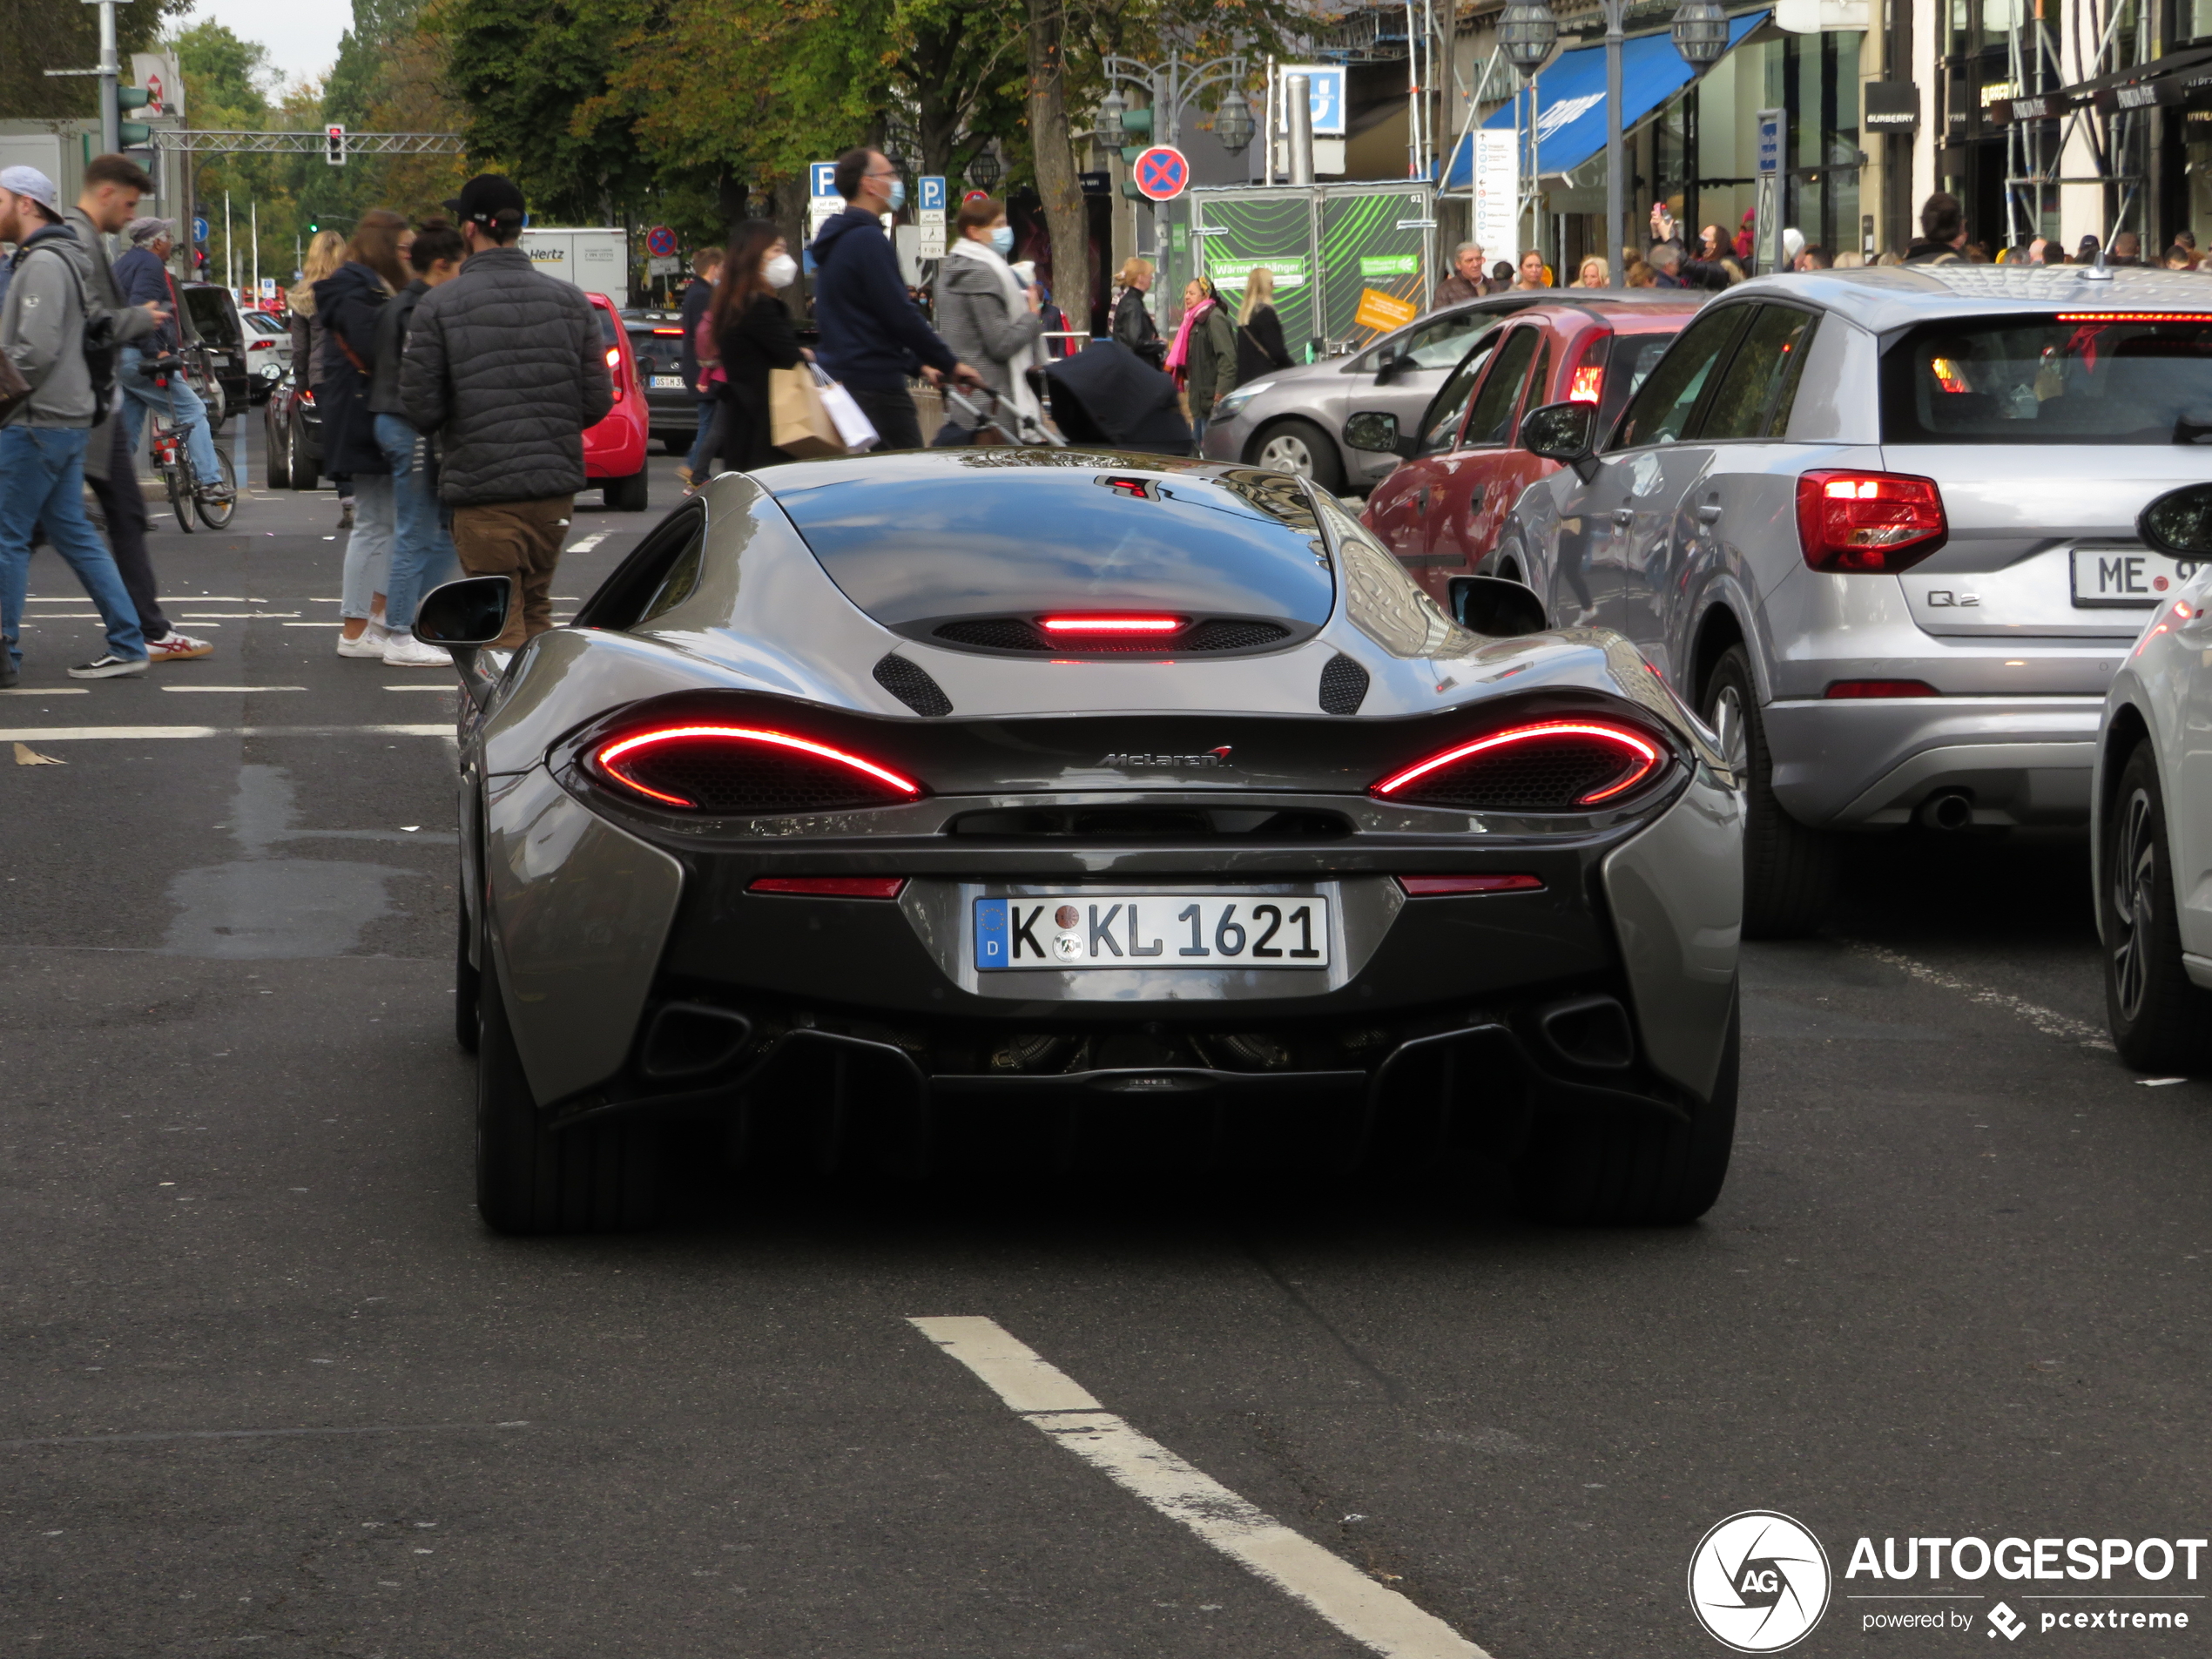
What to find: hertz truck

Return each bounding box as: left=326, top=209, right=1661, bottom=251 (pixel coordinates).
left=517, top=226, right=626, bottom=302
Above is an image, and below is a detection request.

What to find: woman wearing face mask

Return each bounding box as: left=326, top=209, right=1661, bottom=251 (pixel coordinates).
left=929, top=196, right=1049, bottom=445
left=707, top=222, right=808, bottom=475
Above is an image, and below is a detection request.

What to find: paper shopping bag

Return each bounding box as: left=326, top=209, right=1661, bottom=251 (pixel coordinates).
left=769, top=365, right=842, bottom=458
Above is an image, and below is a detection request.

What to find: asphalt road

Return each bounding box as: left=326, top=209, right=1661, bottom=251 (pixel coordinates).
left=3, top=422, right=2208, bottom=1658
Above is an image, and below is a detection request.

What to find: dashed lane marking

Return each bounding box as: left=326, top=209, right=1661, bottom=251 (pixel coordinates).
left=0, top=688, right=90, bottom=697
left=0, top=725, right=454, bottom=741
left=910, top=1317, right=1489, bottom=1659
left=158, top=686, right=307, bottom=693
left=564, top=534, right=607, bottom=553
left=1847, top=941, right=2117, bottom=1052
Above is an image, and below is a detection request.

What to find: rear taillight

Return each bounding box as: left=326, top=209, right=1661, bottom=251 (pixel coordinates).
left=604, top=345, right=625, bottom=402
left=1040, top=615, right=1184, bottom=635
left=1824, top=678, right=1939, bottom=698
left=1397, top=873, right=1546, bottom=895
left=1371, top=719, right=1665, bottom=811
left=1796, top=470, right=1947, bottom=573
left=1568, top=363, right=1603, bottom=404
left=749, top=876, right=907, bottom=898
left=591, top=725, right=923, bottom=813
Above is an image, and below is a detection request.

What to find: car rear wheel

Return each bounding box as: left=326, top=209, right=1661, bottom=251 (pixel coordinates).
left=1513, top=996, right=1738, bottom=1224
left=475, top=941, right=660, bottom=1234
left=288, top=411, right=320, bottom=491
left=1703, top=644, right=1835, bottom=939
left=2101, top=745, right=2212, bottom=1071
left=263, top=407, right=290, bottom=488
left=1251, top=419, right=1344, bottom=495
left=604, top=469, right=649, bottom=512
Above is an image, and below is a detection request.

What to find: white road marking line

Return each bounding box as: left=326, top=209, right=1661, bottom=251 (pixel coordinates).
left=910, top=1317, right=1489, bottom=1659
left=564, top=535, right=606, bottom=553
left=21, top=613, right=99, bottom=619
left=158, top=685, right=307, bottom=693
left=0, top=724, right=453, bottom=740
left=1848, top=942, right=2116, bottom=1052
left=281, top=622, right=345, bottom=628
left=179, top=612, right=300, bottom=619
left=0, top=688, right=90, bottom=696
left=382, top=685, right=455, bottom=692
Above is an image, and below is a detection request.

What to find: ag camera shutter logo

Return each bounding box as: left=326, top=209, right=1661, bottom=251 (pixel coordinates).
left=1689, top=1511, right=1832, bottom=1652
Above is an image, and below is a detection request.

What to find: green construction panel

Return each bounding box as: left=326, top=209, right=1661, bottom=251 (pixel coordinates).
left=1190, top=192, right=1315, bottom=347
left=1318, top=188, right=1430, bottom=347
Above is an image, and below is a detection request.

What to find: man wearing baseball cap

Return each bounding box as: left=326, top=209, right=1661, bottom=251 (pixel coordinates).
left=402, top=173, right=610, bottom=648
left=0, top=163, right=160, bottom=682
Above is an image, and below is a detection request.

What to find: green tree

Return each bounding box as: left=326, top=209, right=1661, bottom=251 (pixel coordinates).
left=0, top=0, right=192, bottom=121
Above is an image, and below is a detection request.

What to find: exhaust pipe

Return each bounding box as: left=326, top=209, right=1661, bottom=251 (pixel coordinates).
left=1918, top=790, right=1974, bottom=832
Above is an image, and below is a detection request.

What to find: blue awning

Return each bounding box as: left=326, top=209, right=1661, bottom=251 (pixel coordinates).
left=1443, top=11, right=1768, bottom=188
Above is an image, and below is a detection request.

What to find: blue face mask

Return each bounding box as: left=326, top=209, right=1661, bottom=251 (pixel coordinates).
left=989, top=226, right=1015, bottom=257
left=885, top=179, right=907, bottom=212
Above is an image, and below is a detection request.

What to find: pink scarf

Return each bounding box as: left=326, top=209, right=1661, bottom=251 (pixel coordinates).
left=1163, top=296, right=1213, bottom=386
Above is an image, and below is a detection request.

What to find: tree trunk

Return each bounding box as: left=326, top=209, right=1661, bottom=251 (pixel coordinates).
left=1025, top=0, right=1089, bottom=341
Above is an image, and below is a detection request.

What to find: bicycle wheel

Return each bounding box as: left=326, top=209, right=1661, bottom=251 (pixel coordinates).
left=195, top=448, right=239, bottom=529
left=164, top=460, right=195, bottom=533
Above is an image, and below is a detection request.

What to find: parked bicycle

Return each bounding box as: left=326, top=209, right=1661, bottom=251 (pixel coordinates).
left=145, top=346, right=238, bottom=532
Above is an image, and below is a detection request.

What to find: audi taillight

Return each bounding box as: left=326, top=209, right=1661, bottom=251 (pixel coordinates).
left=1796, top=470, right=1947, bottom=573
left=1371, top=719, right=1665, bottom=811
left=590, top=725, right=922, bottom=813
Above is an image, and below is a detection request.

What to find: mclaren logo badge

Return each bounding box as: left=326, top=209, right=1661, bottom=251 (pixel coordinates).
left=1100, top=745, right=1234, bottom=769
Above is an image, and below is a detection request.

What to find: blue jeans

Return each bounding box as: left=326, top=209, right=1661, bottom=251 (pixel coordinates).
left=374, top=413, right=457, bottom=631
left=117, top=347, right=223, bottom=490
left=684, top=394, right=717, bottom=474
left=340, top=473, right=395, bottom=622
left=0, top=427, right=147, bottom=669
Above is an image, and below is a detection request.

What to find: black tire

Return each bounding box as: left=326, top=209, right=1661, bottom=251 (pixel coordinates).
left=2101, top=744, right=2212, bottom=1071
left=289, top=412, right=320, bottom=491
left=165, top=465, right=195, bottom=533
left=475, top=945, right=660, bottom=1234
left=1513, top=996, right=1739, bottom=1224
left=1248, top=418, right=1345, bottom=495
left=1702, top=644, right=1836, bottom=939
left=194, top=449, right=238, bottom=529
left=455, top=901, right=482, bottom=1055
left=264, top=408, right=290, bottom=488
left=604, top=469, right=649, bottom=512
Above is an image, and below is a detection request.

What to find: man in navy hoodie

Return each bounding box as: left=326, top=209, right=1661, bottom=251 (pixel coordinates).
left=810, top=148, right=980, bottom=449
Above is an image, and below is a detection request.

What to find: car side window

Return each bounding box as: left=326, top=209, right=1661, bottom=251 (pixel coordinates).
left=1699, top=306, right=1821, bottom=441
left=1518, top=340, right=1553, bottom=442
left=1413, top=338, right=1497, bottom=453
left=1460, top=327, right=1542, bottom=448
left=1608, top=308, right=1751, bottom=449
left=571, top=501, right=708, bottom=631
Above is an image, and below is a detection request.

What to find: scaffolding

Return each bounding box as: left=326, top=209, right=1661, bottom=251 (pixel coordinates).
left=2000, top=0, right=2151, bottom=248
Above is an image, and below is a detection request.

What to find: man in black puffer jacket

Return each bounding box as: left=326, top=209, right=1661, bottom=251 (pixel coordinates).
left=401, top=174, right=611, bottom=647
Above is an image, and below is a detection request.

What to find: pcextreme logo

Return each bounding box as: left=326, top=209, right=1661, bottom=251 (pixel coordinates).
left=1689, top=1510, right=1833, bottom=1652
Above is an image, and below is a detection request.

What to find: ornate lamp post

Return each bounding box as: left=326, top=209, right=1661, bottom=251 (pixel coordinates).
left=1497, top=0, right=1556, bottom=272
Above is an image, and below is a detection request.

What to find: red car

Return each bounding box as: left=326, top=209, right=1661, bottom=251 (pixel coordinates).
left=584, top=290, right=651, bottom=511
left=1354, top=297, right=1703, bottom=608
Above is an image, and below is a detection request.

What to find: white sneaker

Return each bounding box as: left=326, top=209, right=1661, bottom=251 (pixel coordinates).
left=336, top=621, right=390, bottom=658
left=381, top=633, right=450, bottom=667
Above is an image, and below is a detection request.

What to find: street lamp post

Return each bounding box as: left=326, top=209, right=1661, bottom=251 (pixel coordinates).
left=1095, top=52, right=1254, bottom=293
left=1498, top=0, right=1556, bottom=273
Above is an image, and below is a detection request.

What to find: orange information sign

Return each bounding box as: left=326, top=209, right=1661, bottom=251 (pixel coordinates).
left=1354, top=287, right=1419, bottom=333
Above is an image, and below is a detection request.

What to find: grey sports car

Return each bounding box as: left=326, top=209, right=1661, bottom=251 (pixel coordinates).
left=415, top=449, right=1745, bottom=1234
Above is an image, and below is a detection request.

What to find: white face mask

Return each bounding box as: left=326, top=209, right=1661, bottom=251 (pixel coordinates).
left=764, top=253, right=798, bottom=289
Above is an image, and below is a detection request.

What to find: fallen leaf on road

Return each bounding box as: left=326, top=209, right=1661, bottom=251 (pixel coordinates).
left=13, top=743, right=65, bottom=765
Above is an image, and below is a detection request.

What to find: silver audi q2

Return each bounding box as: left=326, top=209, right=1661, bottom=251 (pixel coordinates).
left=1493, top=264, right=2212, bottom=935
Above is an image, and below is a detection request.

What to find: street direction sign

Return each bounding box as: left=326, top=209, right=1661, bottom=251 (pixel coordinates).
left=644, top=225, right=678, bottom=259
left=191, top=215, right=208, bottom=243
left=918, top=176, right=946, bottom=213
left=1133, top=145, right=1190, bottom=202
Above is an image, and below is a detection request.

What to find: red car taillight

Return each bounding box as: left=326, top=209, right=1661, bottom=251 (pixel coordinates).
left=1039, top=615, right=1184, bottom=635
left=591, top=725, right=923, bottom=813
left=1824, top=678, right=1938, bottom=698
left=1795, top=469, right=1947, bottom=573
left=604, top=344, right=626, bottom=403
left=1397, top=873, right=1546, bottom=895
left=1370, top=719, right=1665, bottom=811
left=749, top=876, right=907, bottom=898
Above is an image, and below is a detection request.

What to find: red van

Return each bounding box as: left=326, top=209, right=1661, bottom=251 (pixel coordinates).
left=584, top=290, right=651, bottom=511
left=1354, top=297, right=1703, bottom=607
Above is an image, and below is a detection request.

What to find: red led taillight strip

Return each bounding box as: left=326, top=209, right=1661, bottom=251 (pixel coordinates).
left=594, top=725, right=922, bottom=810
left=1370, top=720, right=1663, bottom=806
left=1039, top=616, right=1184, bottom=634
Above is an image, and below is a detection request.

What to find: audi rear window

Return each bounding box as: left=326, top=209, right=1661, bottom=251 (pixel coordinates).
left=1882, top=315, right=2212, bottom=443
left=771, top=461, right=1336, bottom=629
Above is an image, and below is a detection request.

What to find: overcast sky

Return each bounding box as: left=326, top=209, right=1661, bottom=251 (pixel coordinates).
left=181, top=0, right=345, bottom=94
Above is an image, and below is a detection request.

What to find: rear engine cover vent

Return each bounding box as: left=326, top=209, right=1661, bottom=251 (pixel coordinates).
left=873, top=652, right=953, bottom=717
left=1318, top=653, right=1370, bottom=715
left=933, top=617, right=1291, bottom=655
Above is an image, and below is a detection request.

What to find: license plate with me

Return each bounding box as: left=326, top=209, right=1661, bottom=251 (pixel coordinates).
left=651, top=375, right=686, bottom=389
left=2071, top=546, right=2205, bottom=607
left=974, top=894, right=1332, bottom=970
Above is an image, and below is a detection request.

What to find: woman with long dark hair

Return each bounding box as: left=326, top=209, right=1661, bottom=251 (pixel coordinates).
left=708, top=220, right=806, bottom=475
left=318, top=207, right=406, bottom=656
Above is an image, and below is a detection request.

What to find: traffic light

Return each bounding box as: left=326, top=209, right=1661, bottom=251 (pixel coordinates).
left=117, top=85, right=152, bottom=146
left=307, top=217, right=320, bottom=233
left=324, top=124, right=347, bottom=166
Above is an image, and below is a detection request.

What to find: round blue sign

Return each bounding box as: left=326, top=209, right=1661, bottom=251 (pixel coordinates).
left=192, top=216, right=209, bottom=243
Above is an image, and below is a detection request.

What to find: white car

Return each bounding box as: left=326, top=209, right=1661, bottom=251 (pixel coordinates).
left=2092, top=482, right=2212, bottom=1069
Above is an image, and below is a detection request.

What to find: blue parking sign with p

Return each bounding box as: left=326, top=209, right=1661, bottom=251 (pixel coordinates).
left=920, top=176, right=946, bottom=213
left=809, top=160, right=839, bottom=199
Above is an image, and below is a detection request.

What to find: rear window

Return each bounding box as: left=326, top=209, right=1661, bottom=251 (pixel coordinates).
left=1883, top=315, right=2212, bottom=444
left=184, top=288, right=239, bottom=347
left=594, top=307, right=618, bottom=346
left=773, top=464, right=1336, bottom=629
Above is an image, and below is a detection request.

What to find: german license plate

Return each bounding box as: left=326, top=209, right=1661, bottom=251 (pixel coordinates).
left=2071, top=546, right=2206, bottom=607
left=651, top=374, right=685, bottom=389
left=974, top=894, right=1332, bottom=970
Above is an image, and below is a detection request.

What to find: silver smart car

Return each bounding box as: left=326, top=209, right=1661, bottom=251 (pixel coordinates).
left=1492, top=264, right=2212, bottom=935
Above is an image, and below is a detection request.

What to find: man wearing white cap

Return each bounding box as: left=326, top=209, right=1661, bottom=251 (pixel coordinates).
left=0, top=164, right=152, bottom=682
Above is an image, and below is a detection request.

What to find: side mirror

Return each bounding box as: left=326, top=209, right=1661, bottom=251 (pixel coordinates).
left=415, top=576, right=511, bottom=648
left=1372, top=351, right=1404, bottom=385
left=1520, top=400, right=1597, bottom=481
left=1344, top=409, right=1412, bottom=459
left=1449, top=574, right=1548, bottom=637
left=2137, top=482, right=2212, bottom=559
